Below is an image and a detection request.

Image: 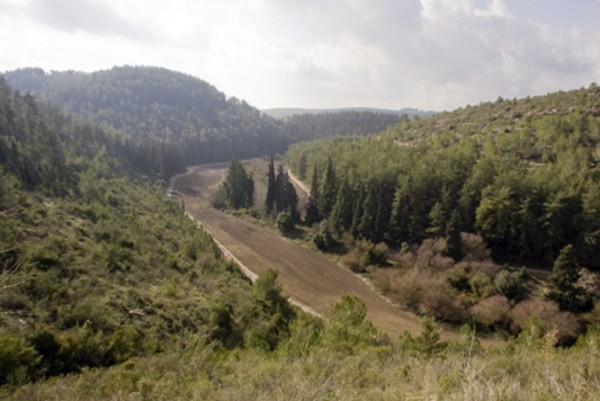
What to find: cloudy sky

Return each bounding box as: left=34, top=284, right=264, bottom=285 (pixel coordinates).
left=1, top=0, right=599, bottom=111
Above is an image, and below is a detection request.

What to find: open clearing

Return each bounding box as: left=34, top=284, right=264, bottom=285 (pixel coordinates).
left=171, top=159, right=424, bottom=337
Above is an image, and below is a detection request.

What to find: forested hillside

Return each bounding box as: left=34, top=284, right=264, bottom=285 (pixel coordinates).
left=4, top=67, right=408, bottom=168
left=0, top=76, right=297, bottom=385
left=288, top=84, right=600, bottom=269
left=280, top=110, right=403, bottom=141
left=4, top=66, right=286, bottom=166
left=3, top=74, right=600, bottom=400
left=262, top=106, right=434, bottom=119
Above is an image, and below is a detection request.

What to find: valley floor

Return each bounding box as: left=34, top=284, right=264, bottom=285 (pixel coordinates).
left=170, top=160, right=424, bottom=337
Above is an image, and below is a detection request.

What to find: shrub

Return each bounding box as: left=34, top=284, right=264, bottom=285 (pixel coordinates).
left=494, top=268, right=529, bottom=301
left=323, top=295, right=380, bottom=350
left=471, top=295, right=511, bottom=329
left=364, top=242, right=390, bottom=267
left=509, top=299, right=582, bottom=344
left=0, top=332, right=41, bottom=385
left=342, top=241, right=390, bottom=273
left=313, top=221, right=338, bottom=252
left=415, top=238, right=454, bottom=270
left=276, top=212, right=294, bottom=234
left=421, top=284, right=467, bottom=323
left=460, top=233, right=491, bottom=262
left=341, top=247, right=367, bottom=273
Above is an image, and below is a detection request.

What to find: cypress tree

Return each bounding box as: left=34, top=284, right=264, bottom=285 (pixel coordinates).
left=304, top=165, right=321, bottom=226
left=444, top=210, right=463, bottom=261
left=223, top=159, right=254, bottom=209
left=319, top=157, right=337, bottom=219
left=274, top=165, right=299, bottom=220
left=350, top=184, right=365, bottom=238
left=265, top=155, right=276, bottom=216
left=357, top=182, right=378, bottom=241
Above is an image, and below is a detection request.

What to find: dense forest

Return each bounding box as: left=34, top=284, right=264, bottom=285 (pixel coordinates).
left=280, top=110, right=403, bottom=141
left=288, top=84, right=600, bottom=268
left=4, top=67, right=405, bottom=168
left=283, top=85, right=600, bottom=339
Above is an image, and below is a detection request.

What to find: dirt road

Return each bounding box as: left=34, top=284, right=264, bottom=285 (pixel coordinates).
left=171, top=160, right=424, bottom=337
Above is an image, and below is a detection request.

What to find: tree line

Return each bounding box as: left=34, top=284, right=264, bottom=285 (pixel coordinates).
left=287, top=84, right=600, bottom=269
left=4, top=67, right=405, bottom=177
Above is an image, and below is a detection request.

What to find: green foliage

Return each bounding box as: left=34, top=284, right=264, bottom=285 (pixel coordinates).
left=274, top=165, right=298, bottom=220
left=303, top=166, right=321, bottom=226
left=287, top=84, right=600, bottom=268
left=264, top=155, right=276, bottom=215
left=4, top=67, right=286, bottom=171
left=548, top=244, right=592, bottom=312
left=281, top=110, right=403, bottom=142
left=398, top=317, right=447, bottom=358
left=313, top=221, right=338, bottom=252
left=322, top=295, right=380, bottom=350
left=243, top=269, right=296, bottom=350
left=276, top=212, right=294, bottom=234
left=494, top=268, right=529, bottom=301
left=0, top=332, right=40, bottom=385
left=318, top=157, right=337, bottom=219
left=222, top=160, right=254, bottom=209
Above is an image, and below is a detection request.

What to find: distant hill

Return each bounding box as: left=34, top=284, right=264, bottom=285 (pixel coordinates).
left=262, top=107, right=435, bottom=119
left=4, top=66, right=424, bottom=162
left=4, top=66, right=289, bottom=166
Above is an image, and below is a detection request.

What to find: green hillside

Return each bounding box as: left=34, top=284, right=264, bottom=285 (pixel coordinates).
left=262, top=107, right=434, bottom=119
left=284, top=85, right=600, bottom=339
left=4, top=66, right=286, bottom=165
left=0, top=76, right=297, bottom=385
left=288, top=84, right=600, bottom=267
left=4, top=67, right=410, bottom=164
left=3, top=72, right=600, bottom=400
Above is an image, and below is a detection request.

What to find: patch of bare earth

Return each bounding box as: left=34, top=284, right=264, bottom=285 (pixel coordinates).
left=171, top=159, right=424, bottom=337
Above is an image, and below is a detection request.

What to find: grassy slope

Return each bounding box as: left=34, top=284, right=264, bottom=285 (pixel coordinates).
left=3, top=77, right=600, bottom=399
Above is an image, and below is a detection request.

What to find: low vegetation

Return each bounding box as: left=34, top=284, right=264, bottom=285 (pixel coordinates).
left=3, top=70, right=600, bottom=399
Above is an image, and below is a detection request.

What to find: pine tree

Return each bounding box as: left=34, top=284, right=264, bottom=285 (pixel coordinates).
left=265, top=155, right=276, bottom=216
left=330, top=177, right=354, bottom=232
left=223, top=159, right=254, bottom=209
left=444, top=210, right=463, bottom=261
left=298, top=154, right=307, bottom=180
left=548, top=244, right=590, bottom=312
left=350, top=184, right=365, bottom=238
left=357, top=183, right=378, bottom=241
left=319, top=157, right=337, bottom=219
left=274, top=165, right=299, bottom=220
left=388, top=183, right=411, bottom=243
left=304, top=165, right=321, bottom=226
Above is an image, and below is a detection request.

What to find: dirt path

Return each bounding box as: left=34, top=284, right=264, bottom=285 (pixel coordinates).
left=170, top=161, right=424, bottom=337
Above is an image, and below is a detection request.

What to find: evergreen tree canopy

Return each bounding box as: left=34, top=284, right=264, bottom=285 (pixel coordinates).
left=223, top=160, right=254, bottom=209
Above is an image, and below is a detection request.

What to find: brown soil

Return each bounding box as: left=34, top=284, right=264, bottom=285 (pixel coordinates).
left=170, top=159, right=425, bottom=337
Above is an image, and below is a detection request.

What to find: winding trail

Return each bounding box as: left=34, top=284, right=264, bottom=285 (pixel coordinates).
left=170, top=161, right=424, bottom=337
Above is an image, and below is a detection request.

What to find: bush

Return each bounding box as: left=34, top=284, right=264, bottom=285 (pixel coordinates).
left=494, top=268, right=529, bottom=301
left=276, top=212, right=294, bottom=234
left=364, top=242, right=390, bottom=267
left=471, top=295, right=511, bottom=329
left=0, top=332, right=41, bottom=385
left=509, top=299, right=582, bottom=344
left=460, top=233, right=491, bottom=262
left=341, top=241, right=390, bottom=273
left=323, top=295, right=380, bottom=349
left=415, top=238, right=454, bottom=270
left=313, top=221, right=338, bottom=252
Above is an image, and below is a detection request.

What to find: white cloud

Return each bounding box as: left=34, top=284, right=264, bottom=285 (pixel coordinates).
left=0, top=0, right=599, bottom=110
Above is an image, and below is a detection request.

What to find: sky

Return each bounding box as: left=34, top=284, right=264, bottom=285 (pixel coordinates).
left=1, top=0, right=599, bottom=111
